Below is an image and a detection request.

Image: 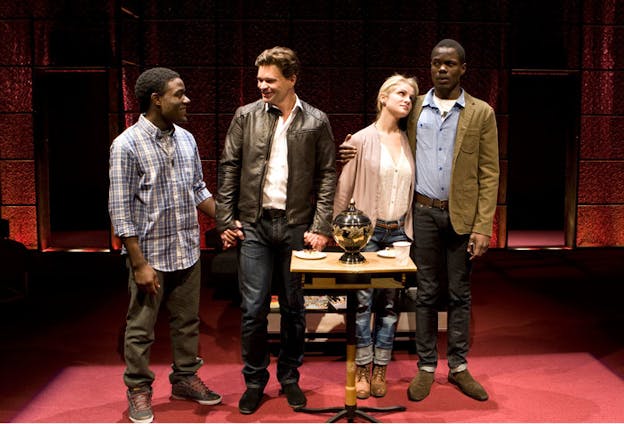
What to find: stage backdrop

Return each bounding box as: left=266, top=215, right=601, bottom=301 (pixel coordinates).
left=0, top=0, right=622, bottom=249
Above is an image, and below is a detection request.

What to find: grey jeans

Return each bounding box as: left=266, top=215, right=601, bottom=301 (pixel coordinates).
left=123, top=259, right=202, bottom=388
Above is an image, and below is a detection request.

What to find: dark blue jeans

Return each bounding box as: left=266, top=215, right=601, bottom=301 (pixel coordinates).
left=412, top=204, right=472, bottom=371
left=237, top=214, right=307, bottom=389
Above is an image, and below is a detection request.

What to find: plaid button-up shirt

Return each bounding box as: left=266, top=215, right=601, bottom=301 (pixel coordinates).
left=108, top=114, right=211, bottom=272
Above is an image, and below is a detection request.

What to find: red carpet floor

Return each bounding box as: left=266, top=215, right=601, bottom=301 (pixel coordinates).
left=1, top=249, right=623, bottom=422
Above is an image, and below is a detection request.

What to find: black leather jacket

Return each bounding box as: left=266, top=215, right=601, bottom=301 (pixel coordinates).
left=216, top=99, right=336, bottom=236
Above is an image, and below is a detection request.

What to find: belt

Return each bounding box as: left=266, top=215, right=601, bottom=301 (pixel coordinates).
left=262, top=208, right=286, bottom=219
left=375, top=217, right=405, bottom=230
left=416, top=193, right=449, bottom=210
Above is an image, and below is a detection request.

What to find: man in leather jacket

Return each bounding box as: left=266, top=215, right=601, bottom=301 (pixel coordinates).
left=216, top=46, right=336, bottom=415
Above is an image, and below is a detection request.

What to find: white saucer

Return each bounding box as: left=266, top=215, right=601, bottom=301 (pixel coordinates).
left=294, top=250, right=328, bottom=260
left=377, top=249, right=396, bottom=258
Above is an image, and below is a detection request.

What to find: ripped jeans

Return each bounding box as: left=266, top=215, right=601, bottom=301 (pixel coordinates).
left=355, top=221, right=409, bottom=366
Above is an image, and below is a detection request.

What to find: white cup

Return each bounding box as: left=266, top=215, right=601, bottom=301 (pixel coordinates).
left=392, top=241, right=411, bottom=265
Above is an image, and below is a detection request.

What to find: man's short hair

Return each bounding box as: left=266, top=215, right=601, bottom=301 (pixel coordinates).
left=134, top=67, right=180, bottom=113
left=432, top=39, right=466, bottom=64
left=254, top=46, right=300, bottom=79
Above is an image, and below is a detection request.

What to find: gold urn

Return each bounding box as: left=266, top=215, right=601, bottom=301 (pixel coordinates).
left=332, top=199, right=373, bottom=264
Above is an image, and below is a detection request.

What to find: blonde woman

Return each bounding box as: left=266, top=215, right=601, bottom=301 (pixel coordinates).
left=334, top=74, right=418, bottom=398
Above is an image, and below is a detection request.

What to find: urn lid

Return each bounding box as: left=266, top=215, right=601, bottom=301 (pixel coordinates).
left=333, top=199, right=371, bottom=226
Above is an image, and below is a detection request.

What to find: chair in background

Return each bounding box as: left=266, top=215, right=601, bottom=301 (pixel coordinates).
left=205, top=228, right=239, bottom=301
left=0, top=219, right=30, bottom=303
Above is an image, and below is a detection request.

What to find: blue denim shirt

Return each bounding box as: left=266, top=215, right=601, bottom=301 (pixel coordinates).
left=415, top=88, right=466, bottom=200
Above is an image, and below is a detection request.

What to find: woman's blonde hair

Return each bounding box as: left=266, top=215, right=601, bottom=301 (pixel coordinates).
left=376, top=74, right=419, bottom=119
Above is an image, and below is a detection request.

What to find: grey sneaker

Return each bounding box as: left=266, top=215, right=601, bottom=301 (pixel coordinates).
left=171, top=374, right=222, bottom=405
left=127, top=386, right=153, bottom=423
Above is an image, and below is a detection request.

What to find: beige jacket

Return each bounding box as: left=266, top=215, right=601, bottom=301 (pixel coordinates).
left=334, top=123, right=415, bottom=239
left=407, top=91, right=499, bottom=236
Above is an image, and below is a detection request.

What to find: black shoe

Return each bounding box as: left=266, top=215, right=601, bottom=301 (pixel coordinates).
left=281, top=382, right=307, bottom=409
left=239, top=387, right=264, bottom=415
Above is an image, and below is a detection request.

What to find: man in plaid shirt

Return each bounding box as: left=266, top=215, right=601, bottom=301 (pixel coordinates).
left=109, top=67, right=221, bottom=423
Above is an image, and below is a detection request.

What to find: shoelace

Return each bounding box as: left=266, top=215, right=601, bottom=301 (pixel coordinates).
left=130, top=390, right=151, bottom=411
left=373, top=366, right=386, bottom=382
left=186, top=375, right=210, bottom=394
left=356, top=366, right=370, bottom=383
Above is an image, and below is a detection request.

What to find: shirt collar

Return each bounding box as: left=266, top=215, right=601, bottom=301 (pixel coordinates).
left=137, top=114, right=176, bottom=140
left=422, top=88, right=465, bottom=109
left=265, top=95, right=302, bottom=116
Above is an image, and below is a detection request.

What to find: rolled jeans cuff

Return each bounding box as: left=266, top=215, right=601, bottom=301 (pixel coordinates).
left=374, top=347, right=392, bottom=366
left=450, top=363, right=467, bottom=374
left=419, top=365, right=436, bottom=373
left=355, top=344, right=373, bottom=366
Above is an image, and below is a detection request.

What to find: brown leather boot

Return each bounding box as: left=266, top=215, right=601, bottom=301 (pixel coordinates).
left=371, top=364, right=387, bottom=397
left=355, top=363, right=371, bottom=399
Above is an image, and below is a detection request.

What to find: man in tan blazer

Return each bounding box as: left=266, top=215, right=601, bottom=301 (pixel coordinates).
left=339, top=38, right=499, bottom=402
left=405, top=39, right=499, bottom=402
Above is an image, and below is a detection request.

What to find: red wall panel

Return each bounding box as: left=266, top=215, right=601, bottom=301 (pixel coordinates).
left=0, top=67, right=32, bottom=113
left=0, top=20, right=32, bottom=65
left=216, top=68, right=247, bottom=112
left=201, top=159, right=217, bottom=196
left=180, top=69, right=217, bottom=114
left=121, top=66, right=140, bottom=112
left=577, top=205, right=624, bottom=246
left=581, top=116, right=624, bottom=159
left=489, top=206, right=507, bottom=248
left=328, top=114, right=368, bottom=147
left=0, top=114, right=34, bottom=159
left=0, top=160, right=36, bottom=205
left=0, top=206, right=37, bottom=248
left=582, top=0, right=624, bottom=25
left=239, top=21, right=291, bottom=67
left=297, top=68, right=366, bottom=114
left=578, top=1, right=624, bottom=247
left=143, top=21, right=217, bottom=67
left=582, top=26, right=624, bottom=69
left=582, top=71, right=624, bottom=115
left=292, top=20, right=369, bottom=67
left=578, top=162, right=624, bottom=204
left=183, top=114, right=218, bottom=161
left=0, top=2, right=32, bottom=17
left=199, top=159, right=218, bottom=247
left=2, top=0, right=623, bottom=250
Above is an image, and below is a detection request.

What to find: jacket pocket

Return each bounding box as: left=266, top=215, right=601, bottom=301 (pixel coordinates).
left=460, top=129, right=479, bottom=153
